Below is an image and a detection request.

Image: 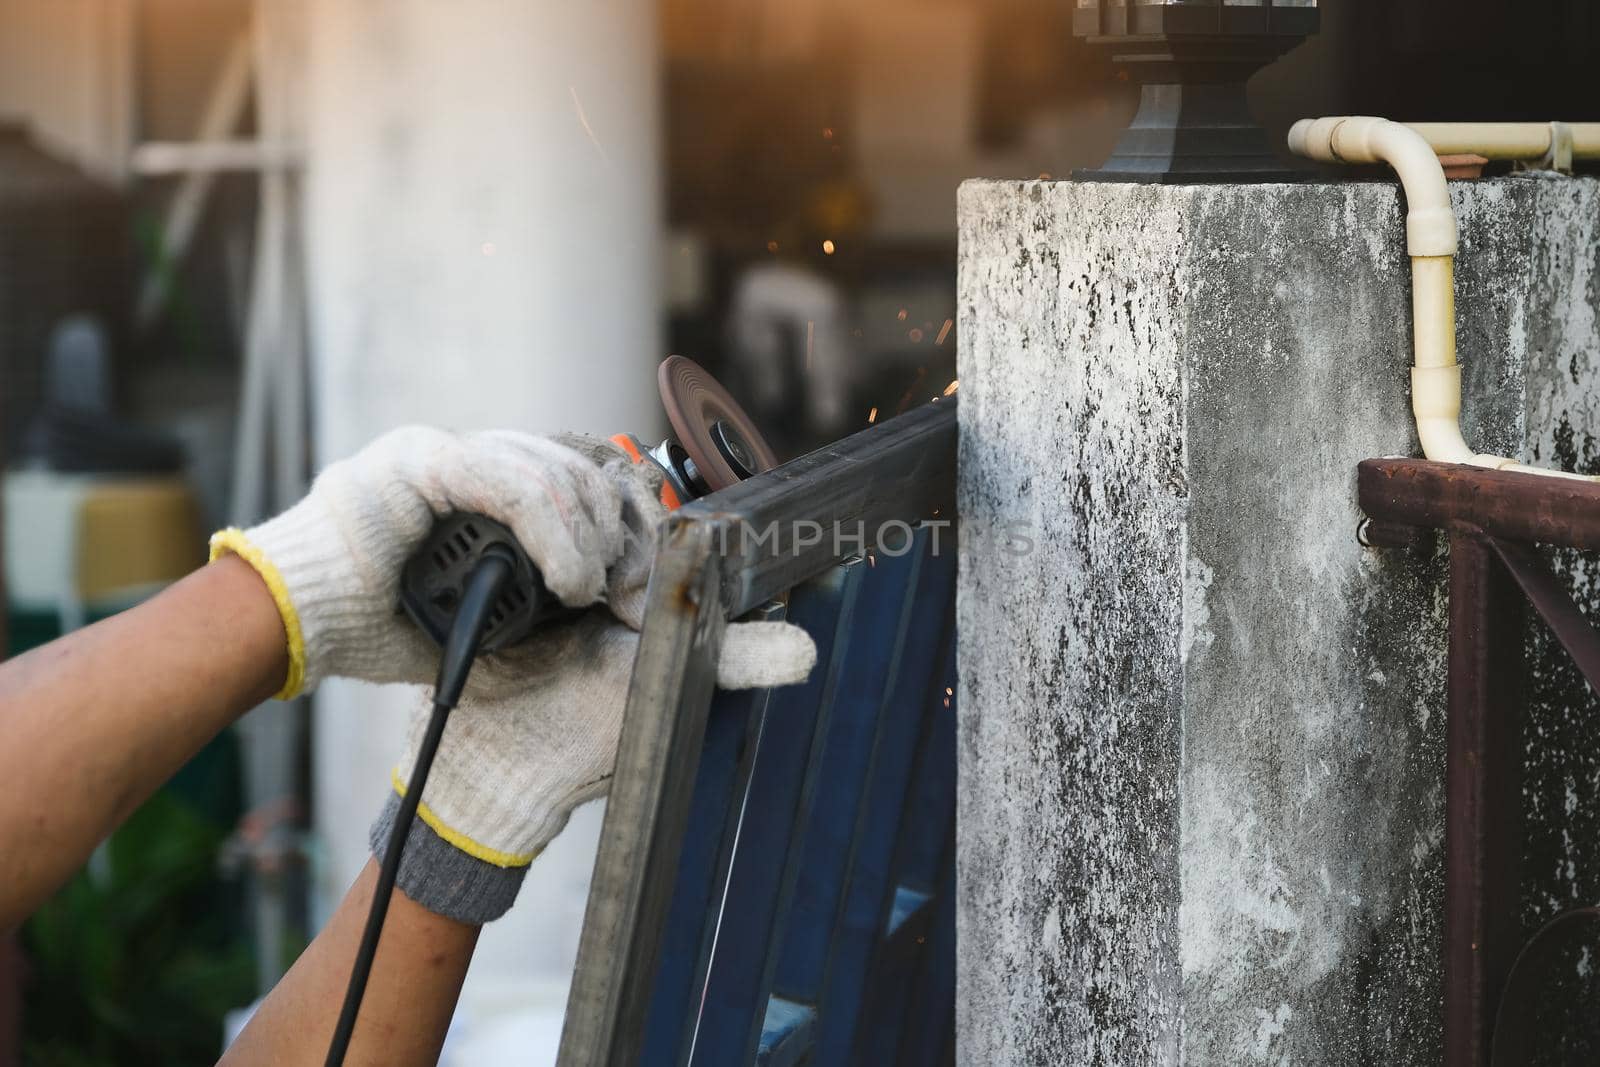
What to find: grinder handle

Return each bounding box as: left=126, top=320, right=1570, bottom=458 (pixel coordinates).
left=399, top=512, right=574, bottom=654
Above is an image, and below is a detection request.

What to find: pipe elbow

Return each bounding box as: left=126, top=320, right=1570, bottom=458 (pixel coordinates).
left=1415, top=415, right=1514, bottom=470
left=1296, top=114, right=1600, bottom=485
left=1288, top=117, right=1458, bottom=258
left=1365, top=122, right=1458, bottom=258
left=1412, top=364, right=1491, bottom=466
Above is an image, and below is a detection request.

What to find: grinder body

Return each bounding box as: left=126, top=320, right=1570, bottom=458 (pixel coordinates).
left=399, top=356, right=777, bottom=655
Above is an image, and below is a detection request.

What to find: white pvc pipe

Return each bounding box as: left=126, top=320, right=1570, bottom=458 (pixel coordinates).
left=1404, top=122, right=1600, bottom=162
left=1288, top=116, right=1599, bottom=481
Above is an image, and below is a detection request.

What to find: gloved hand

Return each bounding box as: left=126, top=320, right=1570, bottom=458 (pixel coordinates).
left=370, top=610, right=814, bottom=923
left=369, top=432, right=816, bottom=923
left=210, top=426, right=634, bottom=698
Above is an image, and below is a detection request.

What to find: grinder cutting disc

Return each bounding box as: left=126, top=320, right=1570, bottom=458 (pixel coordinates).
left=658, top=355, right=779, bottom=492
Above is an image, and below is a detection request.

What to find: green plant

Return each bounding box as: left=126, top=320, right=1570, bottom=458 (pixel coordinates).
left=21, top=789, right=256, bottom=1067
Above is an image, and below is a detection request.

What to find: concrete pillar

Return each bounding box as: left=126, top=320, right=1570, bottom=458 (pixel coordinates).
left=301, top=0, right=660, bottom=1043
left=956, top=177, right=1600, bottom=1064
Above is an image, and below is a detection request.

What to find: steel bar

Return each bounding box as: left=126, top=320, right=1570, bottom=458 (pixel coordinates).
left=639, top=607, right=782, bottom=1065
left=557, top=523, right=727, bottom=1067
left=1359, top=459, right=1600, bottom=550
left=678, top=399, right=957, bottom=618
left=1444, top=533, right=1526, bottom=1067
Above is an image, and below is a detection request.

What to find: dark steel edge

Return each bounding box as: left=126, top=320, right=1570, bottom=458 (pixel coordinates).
left=557, top=523, right=727, bottom=1067
left=675, top=400, right=958, bottom=618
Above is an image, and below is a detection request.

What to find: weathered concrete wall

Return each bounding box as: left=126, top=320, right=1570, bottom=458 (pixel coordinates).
left=957, top=176, right=1600, bottom=1065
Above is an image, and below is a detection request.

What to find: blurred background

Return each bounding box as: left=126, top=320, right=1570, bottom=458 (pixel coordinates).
left=0, top=0, right=1594, bottom=1063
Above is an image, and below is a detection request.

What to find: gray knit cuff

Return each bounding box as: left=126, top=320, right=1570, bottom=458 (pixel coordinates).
left=369, top=791, right=529, bottom=925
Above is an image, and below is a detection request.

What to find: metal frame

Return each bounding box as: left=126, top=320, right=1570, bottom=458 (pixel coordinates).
left=1359, top=457, right=1600, bottom=1065
left=557, top=399, right=958, bottom=1066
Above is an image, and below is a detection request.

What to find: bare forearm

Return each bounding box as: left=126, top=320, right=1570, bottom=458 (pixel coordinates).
left=223, top=860, right=478, bottom=1067
left=0, top=556, right=287, bottom=927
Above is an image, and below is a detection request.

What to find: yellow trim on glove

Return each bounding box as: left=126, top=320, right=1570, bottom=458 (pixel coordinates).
left=209, top=527, right=306, bottom=700
left=391, top=770, right=540, bottom=868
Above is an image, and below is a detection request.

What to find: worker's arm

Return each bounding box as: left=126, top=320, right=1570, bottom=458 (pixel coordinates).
left=0, top=556, right=477, bottom=1067
left=221, top=860, right=478, bottom=1067
left=0, top=554, right=287, bottom=929
left=0, top=428, right=626, bottom=931
left=0, top=425, right=816, bottom=1067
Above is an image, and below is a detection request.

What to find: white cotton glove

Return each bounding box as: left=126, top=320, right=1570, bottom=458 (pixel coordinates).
left=365, top=432, right=818, bottom=923
left=210, top=426, right=630, bottom=698
left=370, top=609, right=815, bottom=922
left=211, top=421, right=816, bottom=921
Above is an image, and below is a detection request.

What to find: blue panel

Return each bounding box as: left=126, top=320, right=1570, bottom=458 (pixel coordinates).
left=894, top=866, right=957, bottom=1067
left=755, top=996, right=815, bottom=1067
left=854, top=636, right=958, bottom=1065
left=891, top=642, right=959, bottom=894
left=772, top=544, right=925, bottom=1004
left=690, top=560, right=865, bottom=1065
left=810, top=543, right=957, bottom=1065
left=642, top=602, right=785, bottom=1066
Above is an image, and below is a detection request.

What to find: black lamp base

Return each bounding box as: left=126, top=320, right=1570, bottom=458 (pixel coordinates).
left=1076, top=82, right=1308, bottom=184
left=1075, top=30, right=1316, bottom=185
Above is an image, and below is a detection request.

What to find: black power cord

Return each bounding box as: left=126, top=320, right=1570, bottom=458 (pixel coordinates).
left=324, top=545, right=519, bottom=1067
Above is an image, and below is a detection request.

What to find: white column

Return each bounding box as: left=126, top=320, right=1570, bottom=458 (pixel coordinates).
left=301, top=0, right=660, bottom=1048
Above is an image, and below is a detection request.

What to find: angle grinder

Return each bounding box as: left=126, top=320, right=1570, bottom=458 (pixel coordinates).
left=328, top=355, right=779, bottom=1066
left=397, top=354, right=780, bottom=654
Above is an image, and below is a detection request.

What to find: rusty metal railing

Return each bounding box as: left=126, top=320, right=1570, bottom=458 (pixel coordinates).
left=1360, top=458, right=1600, bottom=1067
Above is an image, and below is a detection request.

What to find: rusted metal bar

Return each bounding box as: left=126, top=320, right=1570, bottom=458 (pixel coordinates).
left=1484, top=537, right=1600, bottom=695
left=1359, top=459, right=1600, bottom=550
left=1444, top=532, right=1526, bottom=1067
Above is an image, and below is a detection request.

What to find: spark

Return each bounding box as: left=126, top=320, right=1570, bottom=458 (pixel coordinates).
left=897, top=308, right=908, bottom=322
left=569, top=86, right=611, bottom=167
left=823, top=127, right=835, bottom=140
left=767, top=240, right=780, bottom=253
left=867, top=406, right=878, bottom=424
left=945, top=687, right=953, bottom=696
left=942, top=379, right=959, bottom=397
left=935, top=318, right=954, bottom=345
left=822, top=239, right=836, bottom=255
left=908, top=327, right=924, bottom=343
